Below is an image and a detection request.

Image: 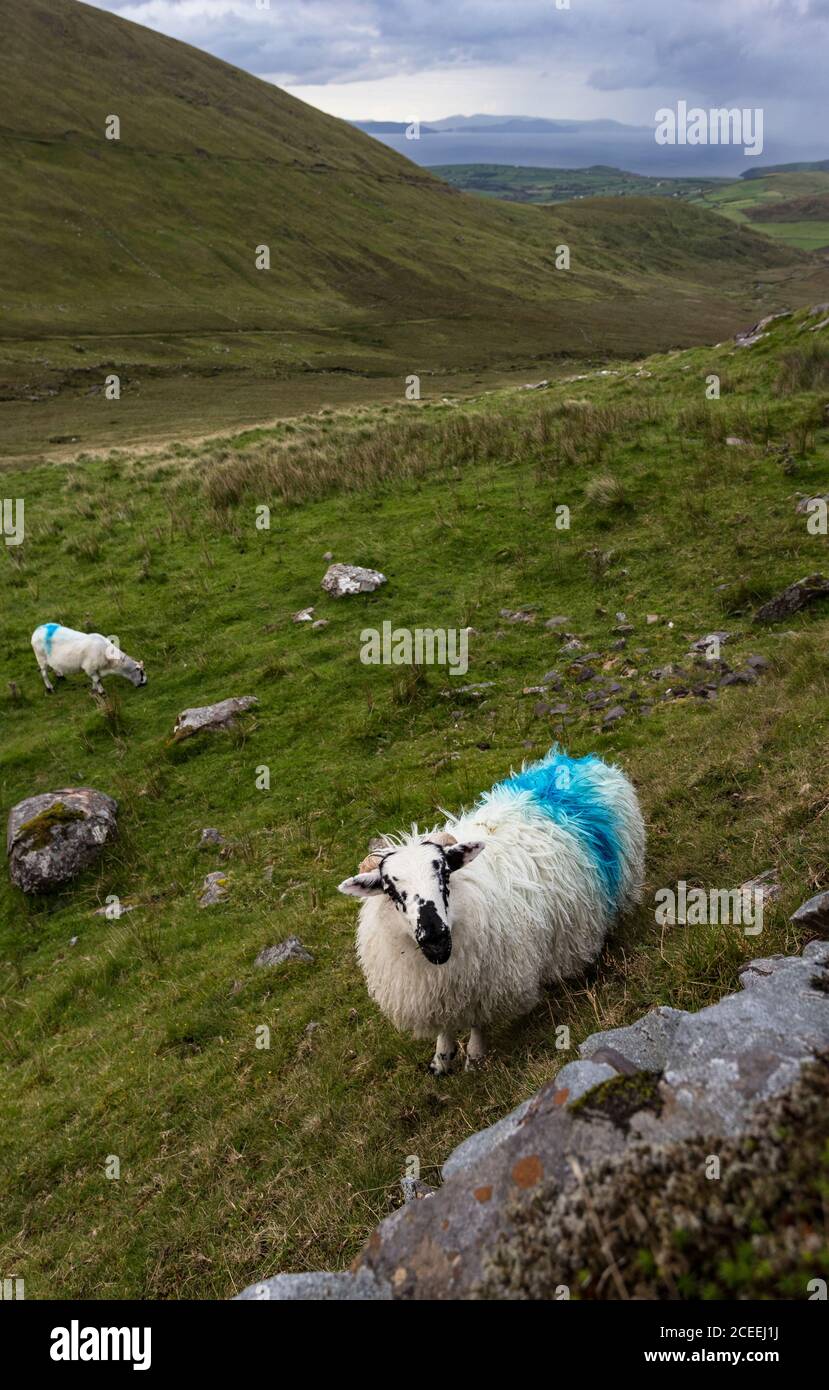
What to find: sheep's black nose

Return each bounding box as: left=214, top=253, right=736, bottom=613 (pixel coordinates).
left=416, top=901, right=452, bottom=965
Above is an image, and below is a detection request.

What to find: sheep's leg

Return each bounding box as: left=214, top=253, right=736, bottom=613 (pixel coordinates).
left=37, top=658, right=54, bottom=694
left=465, top=1027, right=487, bottom=1070
left=89, top=672, right=105, bottom=695
left=429, top=1031, right=458, bottom=1076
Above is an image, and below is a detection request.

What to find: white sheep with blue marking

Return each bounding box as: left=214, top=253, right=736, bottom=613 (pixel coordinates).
left=339, top=748, right=645, bottom=1073
left=31, top=623, right=147, bottom=696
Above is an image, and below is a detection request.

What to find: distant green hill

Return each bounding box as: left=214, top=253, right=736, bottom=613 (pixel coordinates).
left=1, top=0, right=827, bottom=456
left=741, top=159, right=829, bottom=180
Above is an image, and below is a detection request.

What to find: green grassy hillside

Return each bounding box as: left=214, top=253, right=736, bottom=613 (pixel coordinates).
left=2, top=0, right=827, bottom=457
left=1, top=307, right=827, bottom=1297
left=693, top=171, right=829, bottom=251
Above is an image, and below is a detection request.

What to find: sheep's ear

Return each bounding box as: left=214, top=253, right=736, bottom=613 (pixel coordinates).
left=445, top=841, right=485, bottom=872
left=338, top=871, right=384, bottom=898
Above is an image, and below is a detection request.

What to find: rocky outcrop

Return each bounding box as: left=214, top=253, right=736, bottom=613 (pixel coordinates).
left=754, top=573, right=829, bottom=624
left=7, top=788, right=118, bottom=893
left=235, top=937, right=829, bottom=1301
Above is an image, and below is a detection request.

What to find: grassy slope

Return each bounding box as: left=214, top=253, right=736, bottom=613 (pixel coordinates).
left=0, top=308, right=827, bottom=1298
left=3, top=0, right=827, bottom=457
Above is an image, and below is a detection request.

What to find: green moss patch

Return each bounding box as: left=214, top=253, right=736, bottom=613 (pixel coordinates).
left=16, top=802, right=85, bottom=851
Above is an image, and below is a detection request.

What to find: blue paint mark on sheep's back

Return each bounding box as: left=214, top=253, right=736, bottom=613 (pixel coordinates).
left=493, top=747, right=625, bottom=906
left=42, top=622, right=60, bottom=658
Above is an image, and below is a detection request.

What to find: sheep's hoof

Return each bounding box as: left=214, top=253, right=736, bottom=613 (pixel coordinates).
left=464, top=1054, right=486, bottom=1072
left=428, top=1051, right=457, bottom=1077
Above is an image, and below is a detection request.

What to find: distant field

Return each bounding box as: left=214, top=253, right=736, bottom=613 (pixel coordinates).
left=691, top=171, right=829, bottom=251
left=431, top=163, right=722, bottom=204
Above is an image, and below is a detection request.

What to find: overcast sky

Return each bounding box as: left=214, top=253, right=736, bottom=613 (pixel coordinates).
left=86, top=0, right=828, bottom=139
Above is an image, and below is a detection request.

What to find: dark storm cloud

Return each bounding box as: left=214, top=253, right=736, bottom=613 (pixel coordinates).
left=87, top=1, right=828, bottom=111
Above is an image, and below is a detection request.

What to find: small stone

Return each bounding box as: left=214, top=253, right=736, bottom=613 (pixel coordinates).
left=292, top=607, right=315, bottom=623
left=199, top=871, right=228, bottom=907
left=311, top=619, right=329, bottom=631
left=322, top=563, right=386, bottom=597
left=255, top=936, right=314, bottom=967
left=544, top=616, right=570, bottom=629
left=500, top=607, right=537, bottom=624
left=199, top=828, right=224, bottom=849
left=602, top=705, right=625, bottom=725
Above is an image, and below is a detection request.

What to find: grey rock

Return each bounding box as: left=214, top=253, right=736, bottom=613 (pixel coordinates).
left=173, top=696, right=257, bottom=740
left=235, top=1269, right=392, bottom=1301
left=292, top=606, right=315, bottom=623
left=754, top=574, right=829, bottom=624
left=791, top=891, right=829, bottom=932
left=738, top=867, right=781, bottom=907
left=442, top=1096, right=534, bottom=1179
left=795, top=494, right=829, bottom=515
left=199, top=871, right=228, bottom=907
left=255, top=936, right=314, bottom=968
left=602, top=705, right=625, bottom=725
left=500, top=607, right=536, bottom=624
left=199, top=828, right=224, bottom=849
left=544, top=616, right=570, bottom=628
left=689, top=630, right=732, bottom=653
left=551, top=1059, right=617, bottom=1103
left=321, top=563, right=386, bottom=597
left=400, top=1177, right=437, bottom=1203
left=580, top=1006, right=687, bottom=1071
left=7, top=788, right=118, bottom=893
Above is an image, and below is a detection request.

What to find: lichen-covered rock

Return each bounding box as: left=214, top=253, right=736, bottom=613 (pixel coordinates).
left=236, top=942, right=829, bottom=1301
left=321, top=563, right=386, bottom=597
left=199, top=871, right=228, bottom=907
left=351, top=943, right=829, bottom=1299
left=477, top=1054, right=829, bottom=1300
left=7, top=788, right=118, bottom=893
left=173, top=697, right=257, bottom=741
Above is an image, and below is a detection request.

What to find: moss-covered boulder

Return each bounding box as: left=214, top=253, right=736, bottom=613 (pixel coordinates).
left=7, top=788, right=118, bottom=893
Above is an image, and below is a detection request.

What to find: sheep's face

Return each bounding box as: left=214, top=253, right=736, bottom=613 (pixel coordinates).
left=125, top=658, right=147, bottom=688
left=338, top=839, right=484, bottom=965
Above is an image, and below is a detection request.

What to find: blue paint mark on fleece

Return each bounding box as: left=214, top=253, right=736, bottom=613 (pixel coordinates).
left=42, top=623, right=60, bottom=659
left=492, top=747, right=624, bottom=908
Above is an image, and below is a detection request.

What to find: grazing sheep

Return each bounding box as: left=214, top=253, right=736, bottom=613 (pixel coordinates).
left=31, top=623, right=147, bottom=696
left=338, top=747, right=645, bottom=1073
